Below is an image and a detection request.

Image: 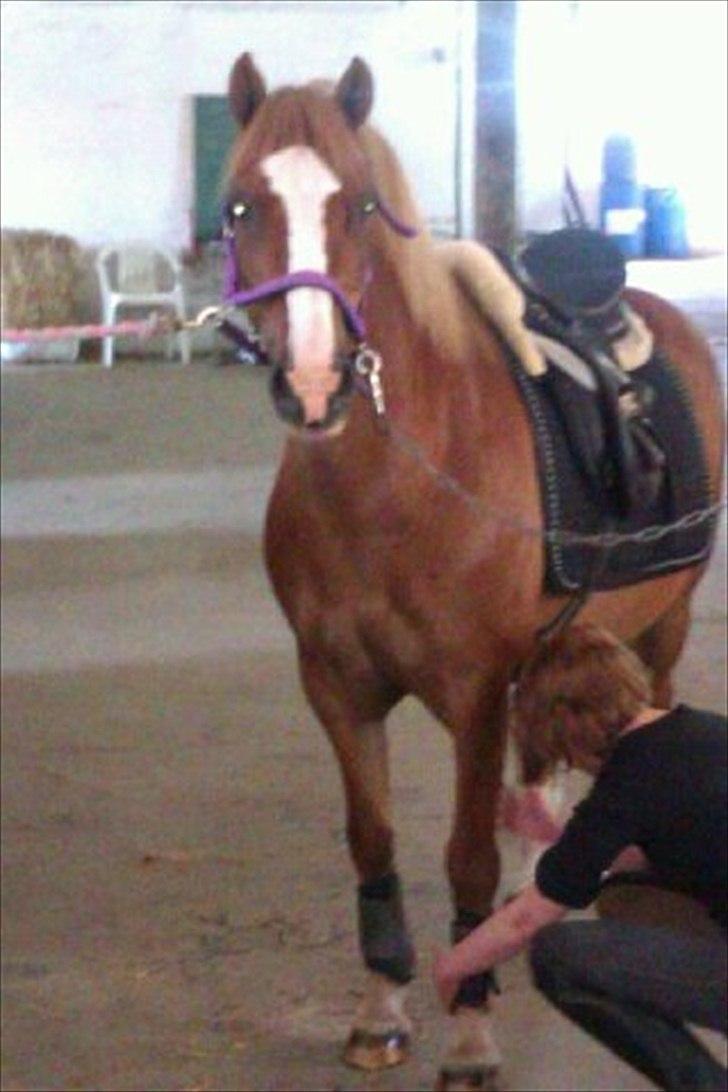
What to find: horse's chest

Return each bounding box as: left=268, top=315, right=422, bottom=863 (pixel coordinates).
left=266, top=467, right=516, bottom=683
left=305, top=568, right=482, bottom=691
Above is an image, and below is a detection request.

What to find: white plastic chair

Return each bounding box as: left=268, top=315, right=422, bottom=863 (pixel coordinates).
left=96, top=243, right=191, bottom=367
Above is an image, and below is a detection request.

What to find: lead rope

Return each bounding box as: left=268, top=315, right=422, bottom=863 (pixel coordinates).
left=1, top=313, right=177, bottom=344
left=373, top=408, right=724, bottom=551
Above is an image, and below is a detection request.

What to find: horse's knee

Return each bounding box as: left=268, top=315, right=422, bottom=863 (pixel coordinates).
left=347, top=818, right=394, bottom=880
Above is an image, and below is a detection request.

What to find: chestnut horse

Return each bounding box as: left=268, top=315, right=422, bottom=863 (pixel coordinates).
left=223, top=54, right=724, bottom=1089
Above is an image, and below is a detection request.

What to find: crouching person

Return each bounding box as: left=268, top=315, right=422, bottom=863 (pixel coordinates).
left=434, top=623, right=727, bottom=1092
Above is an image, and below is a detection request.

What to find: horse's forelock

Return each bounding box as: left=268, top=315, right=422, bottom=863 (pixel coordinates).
left=228, top=86, right=367, bottom=190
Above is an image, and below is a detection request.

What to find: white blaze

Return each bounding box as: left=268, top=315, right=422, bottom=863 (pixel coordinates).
left=261, top=145, right=341, bottom=424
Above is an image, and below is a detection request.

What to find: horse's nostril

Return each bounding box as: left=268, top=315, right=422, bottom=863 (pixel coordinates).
left=270, top=367, right=304, bottom=426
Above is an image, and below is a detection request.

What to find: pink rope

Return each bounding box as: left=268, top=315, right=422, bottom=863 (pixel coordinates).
left=1, top=314, right=175, bottom=343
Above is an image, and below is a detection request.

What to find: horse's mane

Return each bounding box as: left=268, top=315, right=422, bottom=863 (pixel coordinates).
left=356, top=124, right=470, bottom=360
left=227, top=82, right=470, bottom=360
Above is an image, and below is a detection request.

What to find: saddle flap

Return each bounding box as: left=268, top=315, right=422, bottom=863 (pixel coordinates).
left=540, top=345, right=667, bottom=519
left=507, top=351, right=714, bottom=594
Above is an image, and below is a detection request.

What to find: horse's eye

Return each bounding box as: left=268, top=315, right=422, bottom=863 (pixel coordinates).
left=231, top=200, right=252, bottom=221
left=360, top=196, right=378, bottom=217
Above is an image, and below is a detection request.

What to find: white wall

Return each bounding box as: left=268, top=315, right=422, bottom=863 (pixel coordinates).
left=0, top=0, right=476, bottom=251
left=515, top=0, right=573, bottom=237
left=5, top=0, right=723, bottom=256
left=516, top=0, right=727, bottom=253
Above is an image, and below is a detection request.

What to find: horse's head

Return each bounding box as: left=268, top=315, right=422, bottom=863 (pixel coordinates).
left=225, top=53, right=384, bottom=436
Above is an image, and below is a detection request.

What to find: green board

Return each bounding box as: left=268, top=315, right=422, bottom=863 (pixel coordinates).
left=194, top=96, right=237, bottom=242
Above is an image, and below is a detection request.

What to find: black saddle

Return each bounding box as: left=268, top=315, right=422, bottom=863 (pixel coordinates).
left=517, top=226, right=627, bottom=333
left=510, top=228, right=666, bottom=517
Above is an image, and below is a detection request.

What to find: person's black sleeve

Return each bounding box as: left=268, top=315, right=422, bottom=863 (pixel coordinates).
left=535, top=764, right=641, bottom=909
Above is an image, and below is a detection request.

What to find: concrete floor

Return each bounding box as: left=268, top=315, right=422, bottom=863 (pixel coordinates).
left=1, top=262, right=726, bottom=1092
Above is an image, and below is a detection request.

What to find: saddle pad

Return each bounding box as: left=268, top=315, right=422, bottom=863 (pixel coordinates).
left=508, top=349, right=716, bottom=593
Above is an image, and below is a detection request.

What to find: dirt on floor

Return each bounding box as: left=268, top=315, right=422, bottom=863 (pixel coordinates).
left=1, top=273, right=726, bottom=1092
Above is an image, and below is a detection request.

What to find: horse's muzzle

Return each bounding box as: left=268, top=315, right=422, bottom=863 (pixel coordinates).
left=270, top=355, right=356, bottom=434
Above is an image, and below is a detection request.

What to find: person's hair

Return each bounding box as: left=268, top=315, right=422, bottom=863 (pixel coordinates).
left=510, top=623, right=654, bottom=784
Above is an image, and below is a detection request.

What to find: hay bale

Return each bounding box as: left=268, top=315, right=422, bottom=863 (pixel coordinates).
left=1, top=229, right=89, bottom=361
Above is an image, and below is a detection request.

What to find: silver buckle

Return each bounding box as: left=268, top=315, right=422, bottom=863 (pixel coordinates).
left=354, top=345, right=386, bottom=417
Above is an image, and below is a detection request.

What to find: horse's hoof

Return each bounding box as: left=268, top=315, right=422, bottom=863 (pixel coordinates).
left=343, top=1027, right=410, bottom=1070
left=435, top=1065, right=500, bottom=1092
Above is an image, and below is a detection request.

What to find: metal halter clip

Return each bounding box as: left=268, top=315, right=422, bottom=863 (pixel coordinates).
left=354, top=345, right=386, bottom=417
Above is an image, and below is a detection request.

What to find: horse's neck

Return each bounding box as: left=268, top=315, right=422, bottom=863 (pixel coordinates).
left=286, top=244, right=510, bottom=509
left=357, top=246, right=523, bottom=490
left=364, top=245, right=471, bottom=414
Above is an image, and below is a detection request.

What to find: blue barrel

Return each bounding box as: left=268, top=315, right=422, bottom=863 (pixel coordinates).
left=602, top=134, right=637, bottom=181
left=644, top=187, right=688, bottom=258
left=599, top=134, right=645, bottom=259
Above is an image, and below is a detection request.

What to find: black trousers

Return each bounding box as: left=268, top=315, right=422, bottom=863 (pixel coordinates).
left=530, top=917, right=727, bottom=1091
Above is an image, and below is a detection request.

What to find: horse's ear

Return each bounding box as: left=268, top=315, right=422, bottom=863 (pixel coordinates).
left=335, top=57, right=373, bottom=129
left=228, top=52, right=267, bottom=127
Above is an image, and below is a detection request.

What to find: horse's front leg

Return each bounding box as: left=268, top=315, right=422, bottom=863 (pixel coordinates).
left=439, top=684, right=509, bottom=1092
left=298, top=651, right=414, bottom=1071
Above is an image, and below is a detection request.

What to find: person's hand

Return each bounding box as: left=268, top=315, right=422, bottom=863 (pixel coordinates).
left=498, top=786, right=564, bottom=844
left=432, top=947, right=461, bottom=1012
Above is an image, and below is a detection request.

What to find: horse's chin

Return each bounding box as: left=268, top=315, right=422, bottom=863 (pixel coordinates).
left=284, top=415, right=349, bottom=442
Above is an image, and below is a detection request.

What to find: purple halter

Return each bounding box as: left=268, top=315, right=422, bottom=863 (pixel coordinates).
left=219, top=196, right=418, bottom=361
